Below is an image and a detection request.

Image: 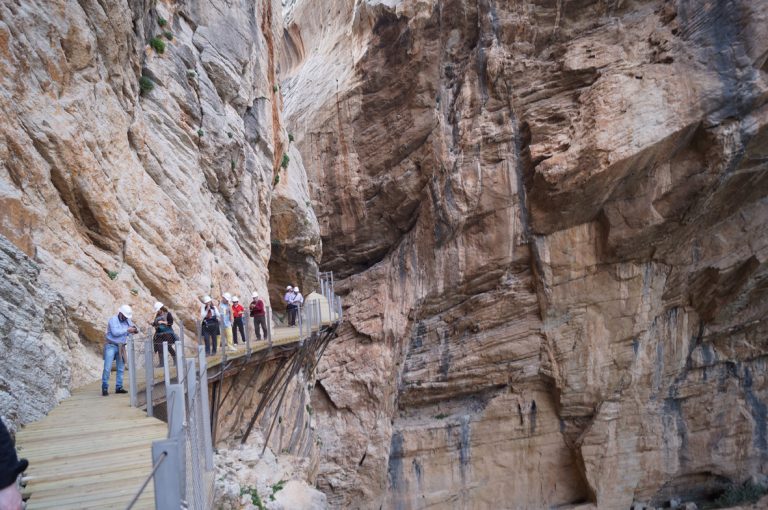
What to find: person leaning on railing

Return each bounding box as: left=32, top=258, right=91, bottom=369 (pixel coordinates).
left=102, top=305, right=137, bottom=396
left=150, top=302, right=177, bottom=367
left=249, top=292, right=267, bottom=340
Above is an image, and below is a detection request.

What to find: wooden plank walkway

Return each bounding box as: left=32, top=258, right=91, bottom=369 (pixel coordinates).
left=15, top=293, right=337, bottom=509
left=15, top=381, right=166, bottom=510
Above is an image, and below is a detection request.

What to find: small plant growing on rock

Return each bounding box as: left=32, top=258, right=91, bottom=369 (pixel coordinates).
left=197, top=128, right=204, bottom=137
left=280, top=153, right=289, bottom=169
left=186, top=69, right=196, bottom=78
left=227, top=132, right=233, bottom=138
left=139, top=75, right=154, bottom=93
left=130, top=288, right=139, bottom=296
left=306, top=404, right=313, bottom=416
left=269, top=480, right=286, bottom=501
left=157, top=16, right=167, bottom=27
left=288, top=133, right=294, bottom=142
left=149, top=37, right=166, bottom=54
left=240, top=487, right=265, bottom=510
left=105, top=269, right=119, bottom=280
left=434, top=413, right=448, bottom=420
left=273, top=84, right=278, bottom=93
left=273, top=174, right=280, bottom=186
left=163, top=31, right=173, bottom=41
left=230, top=159, right=235, bottom=170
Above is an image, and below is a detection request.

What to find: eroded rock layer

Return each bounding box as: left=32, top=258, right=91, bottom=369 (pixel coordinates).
left=282, top=0, right=768, bottom=508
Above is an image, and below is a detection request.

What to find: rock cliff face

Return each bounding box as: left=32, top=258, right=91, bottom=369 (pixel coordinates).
left=0, top=0, right=318, bottom=425
left=281, top=0, right=768, bottom=508
left=2, top=0, right=768, bottom=508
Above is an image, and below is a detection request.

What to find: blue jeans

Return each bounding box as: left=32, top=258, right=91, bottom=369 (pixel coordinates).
left=102, top=343, right=125, bottom=390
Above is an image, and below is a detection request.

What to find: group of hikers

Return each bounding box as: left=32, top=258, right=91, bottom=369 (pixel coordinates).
left=101, top=289, right=281, bottom=396
left=198, top=292, right=268, bottom=356
left=283, top=285, right=305, bottom=326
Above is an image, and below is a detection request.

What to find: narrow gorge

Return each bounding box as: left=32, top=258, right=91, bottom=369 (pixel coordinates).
left=1, top=0, right=767, bottom=509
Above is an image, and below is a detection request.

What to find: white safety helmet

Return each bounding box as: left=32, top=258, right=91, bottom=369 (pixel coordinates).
left=203, top=295, right=212, bottom=304
left=293, top=286, right=300, bottom=292
left=153, top=301, right=163, bottom=312
left=118, top=304, right=133, bottom=319
left=222, top=292, right=232, bottom=301
left=286, top=285, right=292, bottom=290
left=252, top=292, right=259, bottom=299
left=232, top=296, right=239, bottom=302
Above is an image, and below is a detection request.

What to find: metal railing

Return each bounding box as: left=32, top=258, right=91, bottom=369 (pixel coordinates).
left=122, top=271, right=343, bottom=509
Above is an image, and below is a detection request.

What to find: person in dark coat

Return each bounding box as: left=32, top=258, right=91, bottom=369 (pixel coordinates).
left=0, top=419, right=27, bottom=510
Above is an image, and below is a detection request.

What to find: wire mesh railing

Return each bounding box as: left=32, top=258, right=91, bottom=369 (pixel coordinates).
left=122, top=271, right=343, bottom=509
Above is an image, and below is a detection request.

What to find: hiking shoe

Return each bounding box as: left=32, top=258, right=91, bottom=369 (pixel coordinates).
left=102, top=388, right=108, bottom=396
left=115, top=387, right=128, bottom=394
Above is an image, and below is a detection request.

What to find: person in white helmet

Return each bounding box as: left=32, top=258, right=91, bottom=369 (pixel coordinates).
left=219, top=292, right=236, bottom=352
left=200, top=296, right=220, bottom=355
left=292, top=286, right=304, bottom=310
left=150, top=302, right=177, bottom=366
left=284, top=284, right=297, bottom=326
left=249, top=292, right=268, bottom=341
left=231, top=296, right=245, bottom=345
left=102, top=304, right=137, bottom=396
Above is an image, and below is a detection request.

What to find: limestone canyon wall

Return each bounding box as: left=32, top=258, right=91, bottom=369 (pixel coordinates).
left=282, top=0, right=768, bottom=508
left=0, top=0, right=319, bottom=429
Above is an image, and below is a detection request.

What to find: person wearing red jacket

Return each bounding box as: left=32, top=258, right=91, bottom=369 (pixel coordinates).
left=249, top=292, right=268, bottom=342
left=231, top=296, right=245, bottom=345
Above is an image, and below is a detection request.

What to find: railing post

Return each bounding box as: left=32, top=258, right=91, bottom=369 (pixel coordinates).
left=186, top=358, right=205, bottom=510
left=245, top=310, right=251, bottom=356
left=127, top=336, right=137, bottom=407
left=198, top=346, right=213, bottom=470
left=152, top=439, right=183, bottom=510
left=166, top=381, right=187, bottom=500
left=298, top=302, right=303, bottom=339
left=161, top=341, right=169, bottom=386
left=145, top=337, right=154, bottom=417
left=174, top=338, right=182, bottom=385
left=267, top=306, right=273, bottom=346
left=167, top=384, right=185, bottom=437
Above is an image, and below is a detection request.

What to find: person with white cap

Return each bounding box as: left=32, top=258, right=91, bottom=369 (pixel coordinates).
left=249, top=292, right=268, bottom=341
left=200, top=296, right=220, bottom=355
left=284, top=284, right=297, bottom=326
left=219, top=292, right=236, bottom=352
left=231, top=296, right=245, bottom=345
left=151, top=301, right=177, bottom=366
left=102, top=304, right=137, bottom=396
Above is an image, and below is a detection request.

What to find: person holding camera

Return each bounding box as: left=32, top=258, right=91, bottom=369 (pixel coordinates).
left=151, top=302, right=177, bottom=366
left=102, top=304, right=137, bottom=396
left=200, top=296, right=220, bottom=355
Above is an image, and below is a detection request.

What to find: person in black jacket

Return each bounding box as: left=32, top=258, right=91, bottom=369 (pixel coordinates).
left=0, top=419, right=27, bottom=510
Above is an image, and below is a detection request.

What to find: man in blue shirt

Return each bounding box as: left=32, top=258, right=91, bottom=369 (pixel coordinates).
left=102, top=305, right=137, bottom=396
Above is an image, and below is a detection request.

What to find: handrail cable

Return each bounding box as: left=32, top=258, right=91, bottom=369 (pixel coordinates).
left=125, top=450, right=168, bottom=510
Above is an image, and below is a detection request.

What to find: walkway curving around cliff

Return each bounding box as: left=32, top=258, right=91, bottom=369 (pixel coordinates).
left=15, top=289, right=343, bottom=510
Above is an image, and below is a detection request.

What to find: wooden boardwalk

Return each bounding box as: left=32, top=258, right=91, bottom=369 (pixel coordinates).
left=15, top=293, right=337, bottom=509
left=15, top=382, right=166, bottom=509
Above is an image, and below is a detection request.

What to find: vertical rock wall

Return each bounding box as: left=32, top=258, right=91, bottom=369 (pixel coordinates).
left=282, top=0, right=768, bottom=508
left=0, top=0, right=319, bottom=427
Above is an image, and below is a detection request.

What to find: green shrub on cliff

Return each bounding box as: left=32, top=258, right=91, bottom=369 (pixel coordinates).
left=149, top=37, right=165, bottom=54
left=139, top=75, right=154, bottom=93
